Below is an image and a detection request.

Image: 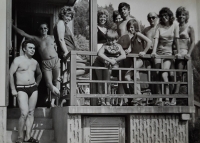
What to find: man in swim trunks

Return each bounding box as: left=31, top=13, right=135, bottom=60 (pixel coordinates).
left=12, top=22, right=60, bottom=107
left=10, top=40, right=42, bottom=143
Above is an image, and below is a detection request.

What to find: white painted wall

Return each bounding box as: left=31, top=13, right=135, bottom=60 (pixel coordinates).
left=0, top=0, right=6, bottom=106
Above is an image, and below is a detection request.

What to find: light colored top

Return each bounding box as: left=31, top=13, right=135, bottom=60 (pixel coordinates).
left=179, top=24, right=190, bottom=50
left=155, top=23, right=179, bottom=55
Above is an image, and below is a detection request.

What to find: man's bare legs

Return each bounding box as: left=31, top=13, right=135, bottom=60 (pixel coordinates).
left=25, top=91, right=38, bottom=141
left=17, top=91, right=38, bottom=141
left=51, top=68, right=60, bottom=107
left=17, top=92, right=29, bottom=140
left=43, top=69, right=60, bottom=107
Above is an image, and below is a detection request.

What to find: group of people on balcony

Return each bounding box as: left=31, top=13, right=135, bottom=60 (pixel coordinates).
left=95, top=2, right=195, bottom=106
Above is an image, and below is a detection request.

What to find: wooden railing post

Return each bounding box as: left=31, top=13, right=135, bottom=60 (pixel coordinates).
left=187, top=59, right=194, bottom=106
left=70, top=51, right=77, bottom=106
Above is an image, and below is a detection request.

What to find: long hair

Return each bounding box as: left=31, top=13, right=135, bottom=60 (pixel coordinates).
left=159, top=7, right=175, bottom=26
left=126, top=19, right=140, bottom=33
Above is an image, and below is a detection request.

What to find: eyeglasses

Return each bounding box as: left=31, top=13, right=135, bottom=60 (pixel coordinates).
left=148, top=16, right=157, bottom=20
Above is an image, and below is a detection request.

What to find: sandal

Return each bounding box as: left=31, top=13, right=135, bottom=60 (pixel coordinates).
left=15, top=138, right=23, bottom=143
left=164, top=101, right=171, bottom=106
left=25, top=137, right=39, bottom=143
left=155, top=101, right=163, bottom=106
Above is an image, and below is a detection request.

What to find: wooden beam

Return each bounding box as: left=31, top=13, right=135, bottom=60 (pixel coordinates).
left=67, top=106, right=195, bottom=114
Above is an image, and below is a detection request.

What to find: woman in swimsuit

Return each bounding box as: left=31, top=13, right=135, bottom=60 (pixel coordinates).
left=174, top=7, right=195, bottom=104
left=93, top=9, right=109, bottom=105
left=151, top=7, right=180, bottom=106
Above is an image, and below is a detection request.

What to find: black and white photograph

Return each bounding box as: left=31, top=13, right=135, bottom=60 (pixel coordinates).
left=1, top=0, right=200, bottom=143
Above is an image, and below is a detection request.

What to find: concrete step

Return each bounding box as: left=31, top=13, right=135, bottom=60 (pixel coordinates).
left=7, top=118, right=53, bottom=130
left=7, top=108, right=52, bottom=119
left=7, top=129, right=55, bottom=143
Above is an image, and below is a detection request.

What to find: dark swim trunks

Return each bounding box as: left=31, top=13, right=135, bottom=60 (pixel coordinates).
left=16, top=83, right=38, bottom=97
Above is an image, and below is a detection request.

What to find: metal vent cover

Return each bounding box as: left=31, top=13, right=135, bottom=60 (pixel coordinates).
left=83, top=117, right=125, bottom=143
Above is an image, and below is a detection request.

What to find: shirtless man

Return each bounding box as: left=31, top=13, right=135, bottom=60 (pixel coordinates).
left=142, top=12, right=159, bottom=99
left=10, top=40, right=42, bottom=143
left=117, top=2, right=140, bottom=37
left=12, top=22, right=60, bottom=107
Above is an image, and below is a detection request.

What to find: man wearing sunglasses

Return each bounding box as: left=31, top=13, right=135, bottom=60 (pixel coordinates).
left=143, top=12, right=159, bottom=53
left=12, top=22, right=60, bottom=107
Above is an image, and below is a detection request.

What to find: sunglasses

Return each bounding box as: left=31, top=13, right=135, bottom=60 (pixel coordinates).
left=148, top=16, right=157, bottom=20
left=40, top=27, right=48, bottom=30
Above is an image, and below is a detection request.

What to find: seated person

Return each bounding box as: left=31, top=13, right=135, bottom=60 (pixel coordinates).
left=98, top=30, right=126, bottom=106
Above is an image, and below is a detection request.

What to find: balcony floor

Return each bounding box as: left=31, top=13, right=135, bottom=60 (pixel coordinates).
left=54, top=106, right=195, bottom=115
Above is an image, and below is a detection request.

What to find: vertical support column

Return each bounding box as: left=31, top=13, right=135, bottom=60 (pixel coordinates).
left=6, top=0, right=12, bottom=106
left=70, top=51, right=77, bottom=106
left=67, top=114, right=82, bottom=143
left=187, top=59, right=195, bottom=124
left=0, top=107, right=7, bottom=143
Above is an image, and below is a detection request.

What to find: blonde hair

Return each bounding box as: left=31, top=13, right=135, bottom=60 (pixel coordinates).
left=59, top=6, right=75, bottom=20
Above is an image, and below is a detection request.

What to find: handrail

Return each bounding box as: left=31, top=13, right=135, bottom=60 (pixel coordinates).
left=60, top=51, right=193, bottom=106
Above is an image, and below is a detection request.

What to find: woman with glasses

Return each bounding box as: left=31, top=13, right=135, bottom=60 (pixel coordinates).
left=151, top=7, right=180, bottom=106
left=173, top=7, right=195, bottom=102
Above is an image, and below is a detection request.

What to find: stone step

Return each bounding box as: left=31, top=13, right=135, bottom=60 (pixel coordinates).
left=7, top=130, right=55, bottom=143
left=7, top=118, right=53, bottom=130
left=7, top=108, right=52, bottom=119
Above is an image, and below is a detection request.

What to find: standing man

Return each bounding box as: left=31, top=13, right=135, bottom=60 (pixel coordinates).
left=143, top=12, right=159, bottom=51
left=10, top=40, right=42, bottom=143
left=117, top=2, right=140, bottom=37
left=12, top=22, right=60, bottom=107
left=142, top=12, right=159, bottom=101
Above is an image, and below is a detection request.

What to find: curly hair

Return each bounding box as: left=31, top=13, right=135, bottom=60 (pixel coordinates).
left=97, top=9, right=109, bottom=25
left=159, top=7, right=175, bottom=26
left=176, top=6, right=189, bottom=23
left=118, top=2, right=130, bottom=13
left=58, top=6, right=75, bottom=20
left=22, top=40, right=36, bottom=52
left=126, top=19, right=140, bottom=33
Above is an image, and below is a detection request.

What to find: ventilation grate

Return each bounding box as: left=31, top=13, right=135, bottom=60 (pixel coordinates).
left=90, top=124, right=119, bottom=143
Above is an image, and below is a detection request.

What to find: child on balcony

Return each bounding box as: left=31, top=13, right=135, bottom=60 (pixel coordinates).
left=98, top=30, right=126, bottom=106
left=124, top=19, right=152, bottom=106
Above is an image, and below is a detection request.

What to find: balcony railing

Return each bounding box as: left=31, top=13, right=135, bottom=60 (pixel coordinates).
left=60, top=51, right=194, bottom=107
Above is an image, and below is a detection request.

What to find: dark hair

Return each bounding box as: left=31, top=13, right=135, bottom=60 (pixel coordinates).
left=106, top=30, right=119, bottom=40
left=159, top=7, right=175, bottom=25
left=97, top=9, right=109, bottom=25
left=58, top=6, right=75, bottom=20
left=39, top=22, right=48, bottom=28
left=118, top=2, right=130, bottom=13
left=22, top=40, right=36, bottom=52
left=126, top=19, right=140, bottom=33
left=176, top=6, right=189, bottom=23
left=113, top=10, right=120, bottom=22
